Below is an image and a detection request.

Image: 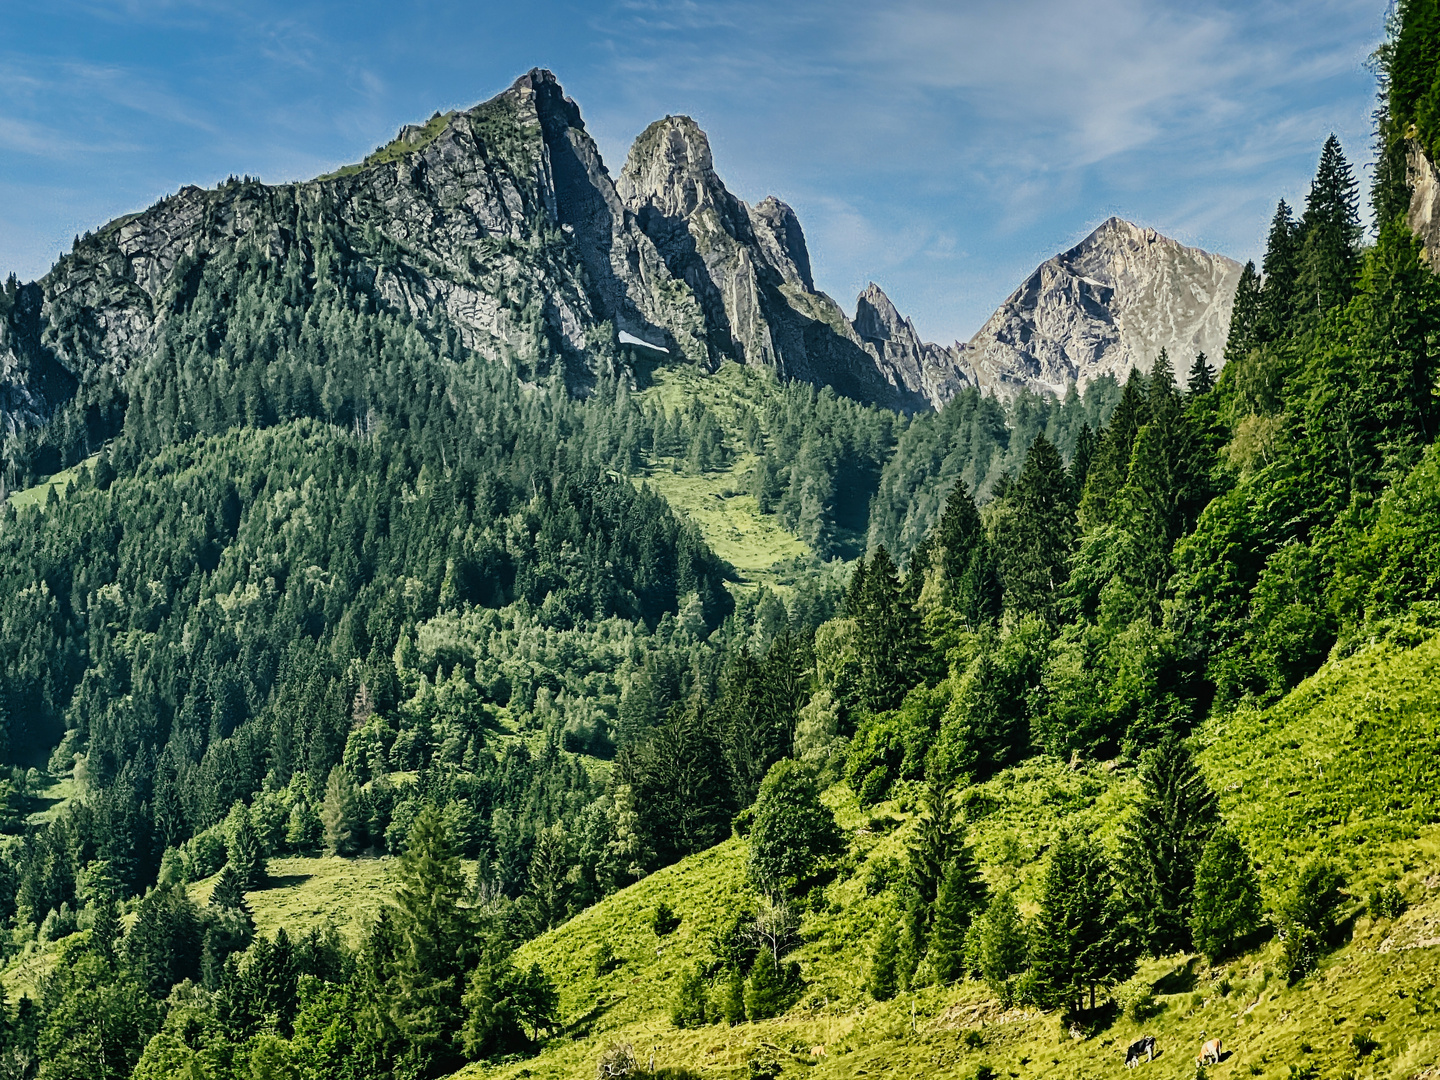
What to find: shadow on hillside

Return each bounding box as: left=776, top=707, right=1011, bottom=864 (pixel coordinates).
left=1153, top=957, right=1197, bottom=995
left=563, top=997, right=620, bottom=1040
left=257, top=874, right=312, bottom=891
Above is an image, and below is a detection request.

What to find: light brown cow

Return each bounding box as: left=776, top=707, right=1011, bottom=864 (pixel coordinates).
left=1198, top=1038, right=1222, bottom=1065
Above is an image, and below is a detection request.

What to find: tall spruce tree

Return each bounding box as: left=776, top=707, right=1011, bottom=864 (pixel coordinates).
left=322, top=767, right=362, bottom=857
left=1223, top=261, right=1262, bottom=365
left=1186, top=352, right=1215, bottom=396
left=1259, top=200, right=1303, bottom=338
left=1190, top=825, right=1262, bottom=963
left=995, top=434, right=1076, bottom=624
left=1069, top=422, right=1098, bottom=494
left=850, top=547, right=924, bottom=711
left=388, top=807, right=480, bottom=1078
left=928, top=845, right=988, bottom=984
left=1029, top=833, right=1133, bottom=1013
left=935, top=486, right=1002, bottom=630
left=228, top=812, right=267, bottom=891
left=1297, top=135, right=1363, bottom=316
left=1117, top=734, right=1219, bottom=955
left=1078, top=370, right=1150, bottom=532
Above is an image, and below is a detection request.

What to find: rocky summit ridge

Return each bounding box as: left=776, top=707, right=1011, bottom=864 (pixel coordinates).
left=0, top=68, right=1242, bottom=439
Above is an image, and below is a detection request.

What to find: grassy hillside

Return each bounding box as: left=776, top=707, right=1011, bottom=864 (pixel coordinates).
left=4, top=451, right=99, bottom=511
left=634, top=362, right=811, bottom=593
left=451, top=635, right=1440, bottom=1079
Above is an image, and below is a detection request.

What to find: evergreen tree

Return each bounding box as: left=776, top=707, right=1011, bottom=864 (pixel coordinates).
left=976, top=891, right=1028, bottom=1005
left=935, top=486, right=1001, bottom=629
left=907, top=784, right=960, bottom=911
left=929, top=850, right=988, bottom=984
left=1223, top=261, right=1262, bottom=365
left=671, top=964, right=708, bottom=1028
left=743, top=947, right=793, bottom=1020
left=126, top=885, right=203, bottom=998
left=1079, top=369, right=1150, bottom=532
left=865, top=920, right=900, bottom=1002
left=1186, top=352, right=1215, bottom=395
left=720, top=965, right=746, bottom=1025
left=389, top=807, right=480, bottom=1077
left=995, top=433, right=1076, bottom=623
left=1258, top=200, right=1303, bottom=338
left=1190, top=825, right=1262, bottom=963
left=1029, top=834, right=1133, bottom=1013
left=228, top=811, right=267, bottom=891
left=1117, top=734, right=1218, bottom=955
left=321, top=767, right=362, bottom=857
left=1297, top=135, right=1363, bottom=316
left=1068, top=422, right=1097, bottom=494
left=850, top=547, right=924, bottom=712
left=525, top=824, right=571, bottom=934
left=209, top=865, right=250, bottom=912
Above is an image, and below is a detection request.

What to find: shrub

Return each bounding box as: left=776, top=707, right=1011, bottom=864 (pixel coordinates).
left=1368, top=883, right=1405, bottom=920
left=592, top=940, right=620, bottom=976
left=597, top=1042, right=638, bottom=1080
left=1279, top=925, right=1321, bottom=984
left=651, top=901, right=681, bottom=936
left=1114, top=977, right=1161, bottom=1023
left=1281, top=857, right=1347, bottom=942
left=671, top=964, right=708, bottom=1028
left=747, top=1046, right=783, bottom=1080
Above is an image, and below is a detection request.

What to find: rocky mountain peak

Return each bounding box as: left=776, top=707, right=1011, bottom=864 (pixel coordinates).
left=960, top=216, right=1243, bottom=397
left=853, top=283, right=909, bottom=344
left=617, top=115, right=738, bottom=226
left=748, top=196, right=814, bottom=292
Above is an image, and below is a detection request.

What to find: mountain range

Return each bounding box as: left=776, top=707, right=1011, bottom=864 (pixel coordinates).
left=0, top=68, right=1242, bottom=439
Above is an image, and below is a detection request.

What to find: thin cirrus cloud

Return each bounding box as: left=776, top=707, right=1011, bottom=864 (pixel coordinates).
left=0, top=0, right=1387, bottom=343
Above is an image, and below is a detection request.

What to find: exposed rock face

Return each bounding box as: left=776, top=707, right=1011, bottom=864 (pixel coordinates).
left=0, top=69, right=1244, bottom=443
left=616, top=115, right=921, bottom=406
left=959, top=218, right=1244, bottom=397
left=1408, top=141, right=1440, bottom=270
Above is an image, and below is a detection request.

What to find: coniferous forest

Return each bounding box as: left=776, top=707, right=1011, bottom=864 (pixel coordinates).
left=0, top=5, right=1439, bottom=1080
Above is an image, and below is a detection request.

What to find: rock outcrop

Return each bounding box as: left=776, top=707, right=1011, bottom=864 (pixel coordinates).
left=1408, top=141, right=1440, bottom=270
left=0, top=69, right=1245, bottom=443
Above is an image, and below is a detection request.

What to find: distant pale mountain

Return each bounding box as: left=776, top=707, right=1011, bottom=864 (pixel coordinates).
left=958, top=217, right=1244, bottom=397
left=0, top=69, right=1243, bottom=442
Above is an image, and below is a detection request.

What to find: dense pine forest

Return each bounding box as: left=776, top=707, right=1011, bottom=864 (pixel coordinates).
left=0, top=3, right=1438, bottom=1079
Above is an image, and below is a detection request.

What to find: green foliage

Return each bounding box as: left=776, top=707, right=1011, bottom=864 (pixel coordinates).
left=1117, top=735, right=1219, bottom=955
left=747, top=759, right=843, bottom=898
left=228, top=807, right=267, bottom=891
left=650, top=901, right=681, bottom=937
left=742, top=946, right=798, bottom=1021
left=866, top=918, right=900, bottom=1002
left=992, top=434, right=1075, bottom=624
left=975, top=891, right=1028, bottom=1005
left=1190, top=826, right=1263, bottom=963
left=929, top=851, right=987, bottom=984
left=1028, top=833, right=1134, bottom=1013
left=321, top=768, right=362, bottom=858
left=670, top=963, right=708, bottom=1028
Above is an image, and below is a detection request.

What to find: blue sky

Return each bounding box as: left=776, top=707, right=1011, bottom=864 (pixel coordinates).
left=0, top=0, right=1386, bottom=344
